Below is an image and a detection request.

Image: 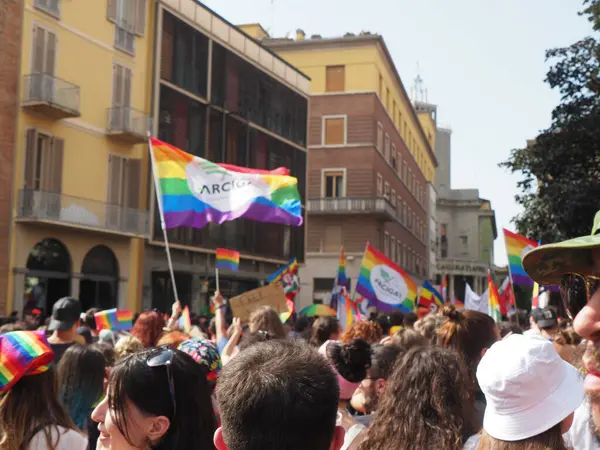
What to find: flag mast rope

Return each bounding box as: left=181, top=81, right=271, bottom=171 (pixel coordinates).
left=148, top=133, right=180, bottom=304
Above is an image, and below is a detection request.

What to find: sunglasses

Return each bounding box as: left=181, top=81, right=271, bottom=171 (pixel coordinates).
left=146, top=347, right=177, bottom=417
left=559, top=273, right=600, bottom=320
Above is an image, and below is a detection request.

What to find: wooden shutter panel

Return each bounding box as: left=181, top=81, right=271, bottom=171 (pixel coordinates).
left=325, top=66, right=345, bottom=92
left=134, top=0, right=146, bottom=36
left=123, top=67, right=132, bottom=107
left=161, top=15, right=174, bottom=80
left=45, top=31, right=56, bottom=75
left=324, top=225, right=342, bottom=252
left=32, top=26, right=45, bottom=73
left=107, top=0, right=117, bottom=22
left=112, top=64, right=123, bottom=106
left=24, top=129, right=38, bottom=189
left=107, top=155, right=124, bottom=205
left=49, top=137, right=64, bottom=193
left=126, top=158, right=141, bottom=208
left=324, top=118, right=344, bottom=145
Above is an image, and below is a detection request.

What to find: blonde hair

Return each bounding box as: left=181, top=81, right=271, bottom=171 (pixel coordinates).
left=114, top=335, right=144, bottom=361
left=476, top=424, right=567, bottom=450
left=249, top=306, right=286, bottom=339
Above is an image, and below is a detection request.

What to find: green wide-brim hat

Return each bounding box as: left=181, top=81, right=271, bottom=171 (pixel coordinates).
left=523, top=211, right=600, bottom=285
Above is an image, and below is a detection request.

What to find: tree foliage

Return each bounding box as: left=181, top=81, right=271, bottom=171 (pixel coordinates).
left=500, top=0, right=600, bottom=243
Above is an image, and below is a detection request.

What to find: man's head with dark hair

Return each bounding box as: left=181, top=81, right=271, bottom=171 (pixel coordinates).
left=214, top=339, right=345, bottom=450
left=403, top=312, right=418, bottom=329
left=351, top=344, right=404, bottom=415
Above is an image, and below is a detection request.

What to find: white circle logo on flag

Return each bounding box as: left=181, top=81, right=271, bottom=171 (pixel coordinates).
left=521, top=245, right=535, bottom=260
left=186, top=159, right=270, bottom=212
left=429, top=302, right=439, bottom=313
left=370, top=265, right=408, bottom=306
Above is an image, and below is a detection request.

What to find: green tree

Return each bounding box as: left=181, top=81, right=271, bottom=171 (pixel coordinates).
left=500, top=0, right=600, bottom=244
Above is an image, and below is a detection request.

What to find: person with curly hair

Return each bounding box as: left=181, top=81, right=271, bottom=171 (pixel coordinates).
left=341, top=321, right=382, bottom=345
left=390, top=328, right=428, bottom=349
left=414, top=312, right=446, bottom=343
left=131, top=311, right=166, bottom=348
left=358, top=346, right=477, bottom=450
left=320, top=339, right=372, bottom=450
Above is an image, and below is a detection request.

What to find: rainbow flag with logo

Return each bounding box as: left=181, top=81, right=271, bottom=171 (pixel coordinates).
left=356, top=243, right=417, bottom=312
left=503, top=229, right=538, bottom=287
left=417, top=281, right=444, bottom=313
left=94, top=309, right=133, bottom=331
left=150, top=137, right=303, bottom=229
left=266, top=258, right=298, bottom=284
left=488, top=270, right=502, bottom=323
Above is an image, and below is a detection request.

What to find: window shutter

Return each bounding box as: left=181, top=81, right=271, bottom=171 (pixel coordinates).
left=107, top=0, right=117, bottom=22
left=49, top=137, right=64, bottom=193
left=126, top=158, right=141, bottom=208
left=325, top=66, right=345, bottom=92
left=161, top=14, right=174, bottom=80
left=134, top=0, right=146, bottom=36
left=323, top=225, right=342, bottom=252
left=324, top=118, right=344, bottom=145
left=107, top=154, right=121, bottom=205
left=45, top=31, right=56, bottom=75
left=32, top=26, right=45, bottom=73
left=24, top=129, right=38, bottom=189
left=123, top=67, right=132, bottom=107
left=112, top=64, right=123, bottom=106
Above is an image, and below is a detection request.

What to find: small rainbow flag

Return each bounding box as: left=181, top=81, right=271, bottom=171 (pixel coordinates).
left=150, top=137, right=302, bottom=229
left=488, top=270, right=502, bottom=323
left=216, top=248, right=240, bottom=272
left=266, top=258, right=298, bottom=284
left=337, top=293, right=359, bottom=331
left=356, top=243, right=417, bottom=312
left=178, top=305, right=192, bottom=333
left=503, top=229, right=538, bottom=287
left=417, top=281, right=444, bottom=313
left=94, top=309, right=133, bottom=331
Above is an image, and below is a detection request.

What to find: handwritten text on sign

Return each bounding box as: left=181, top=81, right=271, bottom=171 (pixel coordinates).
left=229, top=282, right=287, bottom=322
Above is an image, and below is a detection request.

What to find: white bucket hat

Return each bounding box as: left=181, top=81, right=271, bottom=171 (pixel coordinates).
left=477, top=334, right=584, bottom=441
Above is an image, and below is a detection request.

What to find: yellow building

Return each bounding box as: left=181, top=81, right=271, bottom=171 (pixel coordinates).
left=7, top=0, right=154, bottom=314
left=262, top=31, right=437, bottom=183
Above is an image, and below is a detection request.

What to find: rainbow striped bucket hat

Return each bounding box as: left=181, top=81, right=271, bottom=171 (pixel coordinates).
left=0, top=330, right=55, bottom=393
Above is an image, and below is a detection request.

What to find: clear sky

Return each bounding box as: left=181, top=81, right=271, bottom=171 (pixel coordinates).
left=203, top=0, right=590, bottom=266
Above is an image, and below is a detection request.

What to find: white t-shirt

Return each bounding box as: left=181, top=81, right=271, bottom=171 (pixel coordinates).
left=523, top=328, right=541, bottom=338
left=28, top=426, right=88, bottom=450
left=565, top=401, right=600, bottom=450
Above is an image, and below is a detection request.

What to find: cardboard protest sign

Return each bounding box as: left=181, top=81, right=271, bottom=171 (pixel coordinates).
left=229, top=282, right=287, bottom=322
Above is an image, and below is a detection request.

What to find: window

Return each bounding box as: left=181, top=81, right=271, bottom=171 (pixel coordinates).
left=460, top=235, right=468, bottom=254
left=413, top=213, right=416, bottom=233
left=109, top=63, right=132, bottom=130
left=403, top=161, right=408, bottom=184
left=35, top=0, right=60, bottom=18
left=107, top=154, right=141, bottom=209
left=107, top=0, right=146, bottom=36
left=24, top=129, right=63, bottom=193
left=323, top=170, right=344, bottom=198
left=376, top=173, right=383, bottom=196
left=384, top=134, right=390, bottom=162
left=31, top=25, right=56, bottom=75
left=391, top=144, right=397, bottom=169
left=391, top=189, right=396, bottom=206
left=408, top=168, right=412, bottom=192
left=384, top=233, right=390, bottom=257
left=386, top=88, right=390, bottom=110
left=115, top=25, right=135, bottom=54
left=379, top=74, right=383, bottom=98
left=391, top=237, right=396, bottom=262
left=376, top=122, right=383, bottom=152
left=384, top=182, right=390, bottom=200
left=416, top=256, right=420, bottom=274
left=397, top=242, right=402, bottom=265
left=403, top=202, right=407, bottom=226
left=403, top=245, right=407, bottom=267
left=325, top=65, right=345, bottom=92
left=323, top=225, right=342, bottom=252
left=396, top=196, right=401, bottom=216
left=323, top=117, right=345, bottom=145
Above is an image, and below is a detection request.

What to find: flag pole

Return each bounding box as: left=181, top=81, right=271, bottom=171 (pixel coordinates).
left=147, top=134, right=180, bottom=305
left=216, top=268, right=220, bottom=293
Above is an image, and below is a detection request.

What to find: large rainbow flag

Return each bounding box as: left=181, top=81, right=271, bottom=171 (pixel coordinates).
left=503, top=229, right=538, bottom=287
left=488, top=270, right=502, bottom=323
left=150, top=137, right=302, bottom=229
left=356, top=243, right=417, bottom=312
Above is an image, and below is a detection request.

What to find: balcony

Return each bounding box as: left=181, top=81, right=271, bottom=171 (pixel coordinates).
left=16, top=190, right=149, bottom=237
left=307, top=197, right=397, bottom=222
left=22, top=73, right=81, bottom=119
left=107, top=107, right=151, bottom=143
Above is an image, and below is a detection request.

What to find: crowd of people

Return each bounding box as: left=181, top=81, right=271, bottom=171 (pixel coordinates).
left=1, top=221, right=600, bottom=449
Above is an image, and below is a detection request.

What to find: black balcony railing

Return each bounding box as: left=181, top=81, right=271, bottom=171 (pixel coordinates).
left=107, top=107, right=151, bottom=142
left=17, top=189, right=149, bottom=237
left=22, top=73, right=80, bottom=118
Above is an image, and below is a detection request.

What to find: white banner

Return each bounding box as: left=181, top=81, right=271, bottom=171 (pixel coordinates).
left=464, top=283, right=489, bottom=314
